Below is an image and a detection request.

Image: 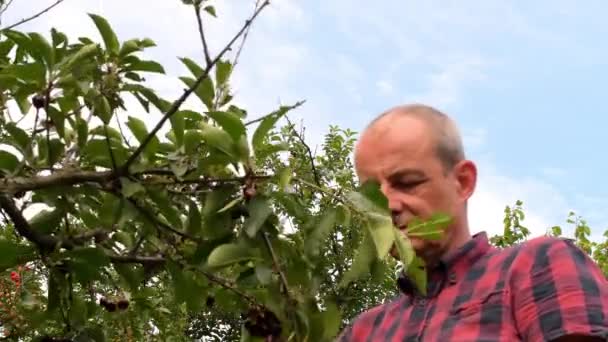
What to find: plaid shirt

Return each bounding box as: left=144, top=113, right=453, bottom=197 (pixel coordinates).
left=337, top=232, right=608, bottom=341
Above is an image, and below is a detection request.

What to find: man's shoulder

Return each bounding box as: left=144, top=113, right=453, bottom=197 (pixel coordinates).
left=494, top=234, right=580, bottom=264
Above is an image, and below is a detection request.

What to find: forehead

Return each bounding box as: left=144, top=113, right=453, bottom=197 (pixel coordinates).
left=355, top=115, right=437, bottom=180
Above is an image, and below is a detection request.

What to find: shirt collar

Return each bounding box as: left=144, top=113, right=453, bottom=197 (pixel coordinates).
left=397, top=231, right=492, bottom=297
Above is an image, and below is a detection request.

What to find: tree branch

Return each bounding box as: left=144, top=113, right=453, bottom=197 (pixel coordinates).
left=0, top=167, right=275, bottom=196
left=0, top=170, right=114, bottom=194
left=1, top=0, right=65, bottom=31
left=121, top=0, right=270, bottom=173
left=0, top=194, right=58, bottom=250
left=194, top=4, right=212, bottom=66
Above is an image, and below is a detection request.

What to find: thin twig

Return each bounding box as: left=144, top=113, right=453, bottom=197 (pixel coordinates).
left=199, top=268, right=257, bottom=304
left=1, top=0, right=65, bottom=31
left=262, top=231, right=291, bottom=296
left=129, top=234, right=146, bottom=256
left=194, top=4, right=212, bottom=66
left=285, top=115, right=321, bottom=186
left=121, top=0, right=270, bottom=173
left=115, top=113, right=132, bottom=149
left=244, top=100, right=306, bottom=126
left=0, top=0, right=15, bottom=17
left=232, top=0, right=261, bottom=70
left=103, top=124, right=117, bottom=170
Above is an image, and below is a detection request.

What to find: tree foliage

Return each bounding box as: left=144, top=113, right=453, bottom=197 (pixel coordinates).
left=0, top=2, right=605, bottom=341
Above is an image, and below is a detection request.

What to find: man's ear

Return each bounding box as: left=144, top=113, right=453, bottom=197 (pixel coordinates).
left=454, top=159, right=477, bottom=201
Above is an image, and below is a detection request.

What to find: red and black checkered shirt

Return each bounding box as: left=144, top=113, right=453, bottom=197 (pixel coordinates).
left=337, top=232, right=608, bottom=341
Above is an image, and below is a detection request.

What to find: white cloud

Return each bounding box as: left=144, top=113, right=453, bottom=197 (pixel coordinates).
left=468, top=158, right=571, bottom=239
left=404, top=55, right=488, bottom=109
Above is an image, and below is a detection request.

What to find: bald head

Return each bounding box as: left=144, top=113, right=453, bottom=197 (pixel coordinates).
left=362, top=104, right=465, bottom=172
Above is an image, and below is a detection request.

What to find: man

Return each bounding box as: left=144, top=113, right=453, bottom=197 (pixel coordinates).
left=337, top=104, right=608, bottom=341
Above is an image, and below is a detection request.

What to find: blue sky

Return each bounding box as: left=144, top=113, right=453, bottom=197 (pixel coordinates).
left=4, top=0, right=607, bottom=240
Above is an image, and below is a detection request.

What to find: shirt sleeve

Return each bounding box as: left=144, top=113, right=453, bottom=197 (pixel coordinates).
left=511, top=237, right=608, bottom=342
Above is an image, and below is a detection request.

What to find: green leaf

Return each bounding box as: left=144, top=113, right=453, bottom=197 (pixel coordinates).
left=1, top=62, right=46, bottom=85
left=406, top=213, right=452, bottom=240
left=94, top=95, right=112, bottom=124
left=252, top=106, right=292, bottom=153
left=168, top=263, right=206, bottom=311
left=5, top=123, right=29, bottom=153
left=236, top=134, right=250, bottom=163
left=75, top=326, right=106, bottom=342
left=200, top=123, right=237, bottom=158
left=120, top=177, right=145, bottom=197
left=305, top=208, right=337, bottom=257
left=170, top=111, right=185, bottom=147
left=29, top=209, right=63, bottom=234
left=215, top=60, right=231, bottom=86
left=127, top=116, right=158, bottom=158
left=147, top=190, right=183, bottom=229
left=204, top=5, right=217, bottom=17
left=88, top=13, right=120, bottom=54
left=339, top=229, right=376, bottom=288
left=393, top=228, right=414, bottom=266
left=243, top=197, right=272, bottom=238
left=128, top=59, right=165, bottom=74
left=179, top=56, right=204, bottom=76
left=179, top=75, right=215, bottom=111
left=0, top=150, right=20, bottom=175
left=0, top=240, right=36, bottom=272
left=28, top=32, right=54, bottom=68
left=368, top=216, right=395, bottom=258
left=206, top=243, right=259, bottom=268
left=38, top=138, right=65, bottom=167
left=59, top=43, right=99, bottom=73
left=183, top=130, right=204, bottom=154
left=205, top=110, right=245, bottom=142
left=187, top=200, right=202, bottom=236
left=406, top=256, right=427, bottom=296
left=47, top=106, right=65, bottom=139
left=126, top=116, right=148, bottom=142
left=358, top=180, right=389, bottom=212
left=255, top=265, right=273, bottom=285
left=321, top=302, right=341, bottom=340
left=76, top=116, right=88, bottom=149
left=69, top=247, right=111, bottom=283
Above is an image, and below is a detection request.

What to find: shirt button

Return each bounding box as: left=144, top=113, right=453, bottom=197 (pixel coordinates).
left=418, top=298, right=427, bottom=306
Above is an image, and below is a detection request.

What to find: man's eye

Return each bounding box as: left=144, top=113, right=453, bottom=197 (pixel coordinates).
left=394, top=180, right=423, bottom=190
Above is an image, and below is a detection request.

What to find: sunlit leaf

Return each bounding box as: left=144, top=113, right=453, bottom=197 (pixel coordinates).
left=252, top=106, right=293, bottom=153
left=368, top=216, right=394, bottom=259
left=89, top=13, right=120, bottom=54
left=205, top=110, right=245, bottom=142
left=206, top=243, right=259, bottom=268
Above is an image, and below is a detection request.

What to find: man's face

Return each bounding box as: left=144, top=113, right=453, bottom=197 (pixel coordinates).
left=354, top=115, right=475, bottom=264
